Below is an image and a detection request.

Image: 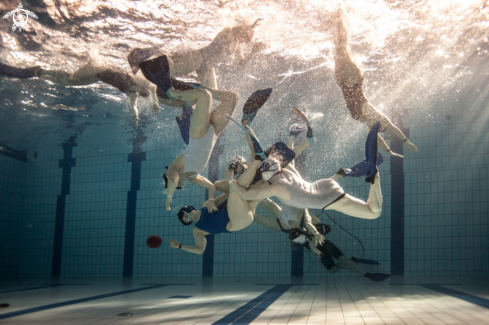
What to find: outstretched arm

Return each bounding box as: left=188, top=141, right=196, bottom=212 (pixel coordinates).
left=165, top=165, right=180, bottom=210
left=129, top=92, right=139, bottom=127
left=169, top=227, right=207, bottom=255
left=188, top=175, right=217, bottom=212
left=224, top=167, right=285, bottom=202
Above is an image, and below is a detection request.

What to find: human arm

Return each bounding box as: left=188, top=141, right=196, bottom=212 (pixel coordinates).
left=149, top=86, right=161, bottom=114
left=303, top=209, right=324, bottom=247
left=188, top=175, right=218, bottom=212
left=169, top=227, right=207, bottom=255
left=165, top=165, right=180, bottom=210
left=128, top=92, right=139, bottom=127
left=224, top=167, right=286, bottom=201
left=237, top=42, right=266, bottom=66
left=214, top=179, right=230, bottom=194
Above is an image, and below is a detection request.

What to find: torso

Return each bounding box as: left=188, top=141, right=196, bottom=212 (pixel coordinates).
left=272, top=169, right=344, bottom=210
left=199, top=28, right=240, bottom=70
left=181, top=124, right=218, bottom=177
left=194, top=208, right=231, bottom=234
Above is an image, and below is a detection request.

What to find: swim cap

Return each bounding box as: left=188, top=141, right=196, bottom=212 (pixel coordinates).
left=259, top=158, right=281, bottom=181
left=228, top=155, right=247, bottom=174
left=177, top=206, right=197, bottom=225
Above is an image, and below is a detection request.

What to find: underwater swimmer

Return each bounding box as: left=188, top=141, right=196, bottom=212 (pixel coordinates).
left=253, top=207, right=390, bottom=281
left=162, top=85, right=238, bottom=212
left=128, top=19, right=265, bottom=88
left=169, top=158, right=267, bottom=255
left=0, top=61, right=159, bottom=127
left=331, top=14, right=418, bottom=158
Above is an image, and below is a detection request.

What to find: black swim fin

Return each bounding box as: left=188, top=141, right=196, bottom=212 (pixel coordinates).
left=265, top=142, right=296, bottom=168
left=139, top=55, right=173, bottom=94
left=175, top=103, right=193, bottom=145
left=242, top=88, right=273, bottom=124
left=365, top=121, right=381, bottom=184
left=364, top=272, right=391, bottom=282
left=351, top=256, right=381, bottom=265
left=0, top=62, right=41, bottom=79
left=339, top=152, right=384, bottom=178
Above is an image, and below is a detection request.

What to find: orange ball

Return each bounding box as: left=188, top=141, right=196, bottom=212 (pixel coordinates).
left=146, top=235, right=162, bottom=249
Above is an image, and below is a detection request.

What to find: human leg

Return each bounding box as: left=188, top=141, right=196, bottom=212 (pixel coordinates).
left=167, top=88, right=211, bottom=139
left=257, top=198, right=281, bottom=218
left=208, top=88, right=239, bottom=135
left=168, top=50, right=204, bottom=78
left=326, top=172, right=382, bottom=219
left=332, top=16, right=363, bottom=88
left=39, top=64, right=99, bottom=86
left=336, top=255, right=366, bottom=275
left=227, top=191, right=254, bottom=231
left=196, top=68, right=217, bottom=89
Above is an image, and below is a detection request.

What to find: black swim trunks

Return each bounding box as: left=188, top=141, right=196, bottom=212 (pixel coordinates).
left=304, top=240, right=344, bottom=270
left=340, top=76, right=368, bottom=121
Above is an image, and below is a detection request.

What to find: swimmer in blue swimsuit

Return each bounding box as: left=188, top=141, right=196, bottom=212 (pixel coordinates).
left=128, top=19, right=265, bottom=88
left=169, top=157, right=269, bottom=255
left=0, top=61, right=159, bottom=127
left=330, top=12, right=417, bottom=157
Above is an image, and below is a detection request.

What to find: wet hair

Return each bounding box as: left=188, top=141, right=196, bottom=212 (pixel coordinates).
left=177, top=206, right=197, bottom=226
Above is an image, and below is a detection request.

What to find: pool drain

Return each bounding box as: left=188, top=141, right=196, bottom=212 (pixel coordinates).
left=118, top=313, right=132, bottom=316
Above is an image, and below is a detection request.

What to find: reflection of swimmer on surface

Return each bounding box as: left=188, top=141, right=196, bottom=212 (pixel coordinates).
left=253, top=207, right=390, bottom=281
left=161, top=85, right=238, bottom=211
left=331, top=13, right=418, bottom=158
left=0, top=61, right=159, bottom=127
left=128, top=19, right=265, bottom=88
left=225, top=124, right=383, bottom=221
left=168, top=157, right=268, bottom=255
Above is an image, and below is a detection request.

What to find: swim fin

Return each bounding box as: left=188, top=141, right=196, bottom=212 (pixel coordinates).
left=175, top=103, right=193, bottom=145
left=351, top=256, right=381, bottom=265
left=289, top=123, right=307, bottom=138
left=337, top=152, right=384, bottom=178
left=365, top=121, right=380, bottom=184
left=245, top=126, right=266, bottom=160
left=265, top=142, right=296, bottom=168
left=364, top=273, right=391, bottom=282
left=0, top=62, right=41, bottom=79
left=242, top=88, right=273, bottom=124
left=139, top=55, right=173, bottom=95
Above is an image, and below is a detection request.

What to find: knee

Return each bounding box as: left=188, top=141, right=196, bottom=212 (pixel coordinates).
left=368, top=209, right=382, bottom=219
left=226, top=91, right=239, bottom=107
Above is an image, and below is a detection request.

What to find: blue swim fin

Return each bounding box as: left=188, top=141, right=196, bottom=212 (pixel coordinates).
left=0, top=62, right=40, bottom=79
left=242, top=88, right=273, bottom=124
left=175, top=103, right=193, bottom=145
left=338, top=152, right=384, bottom=177
left=351, top=256, right=381, bottom=265
left=139, top=55, right=173, bottom=95
left=365, top=121, right=380, bottom=184
left=364, top=273, right=391, bottom=282
left=265, top=142, right=296, bottom=168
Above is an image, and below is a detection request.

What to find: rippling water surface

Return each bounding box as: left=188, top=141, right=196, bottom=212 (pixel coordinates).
left=1, top=0, right=488, bottom=151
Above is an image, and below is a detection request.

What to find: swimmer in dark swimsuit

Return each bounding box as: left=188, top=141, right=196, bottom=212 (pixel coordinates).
left=331, top=13, right=418, bottom=158
left=253, top=208, right=390, bottom=281
left=169, top=157, right=269, bottom=255
left=128, top=19, right=265, bottom=89
left=0, top=61, right=159, bottom=127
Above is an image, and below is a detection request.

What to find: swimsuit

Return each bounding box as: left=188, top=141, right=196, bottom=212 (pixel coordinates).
left=194, top=207, right=231, bottom=234
left=199, top=29, right=240, bottom=71
left=181, top=124, right=218, bottom=177
left=95, top=70, right=136, bottom=93
left=271, top=169, right=345, bottom=210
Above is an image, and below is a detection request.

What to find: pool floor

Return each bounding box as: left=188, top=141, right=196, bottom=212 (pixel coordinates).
left=1, top=276, right=488, bottom=324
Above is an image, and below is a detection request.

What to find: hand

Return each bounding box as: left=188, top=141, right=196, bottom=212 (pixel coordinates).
left=132, top=116, right=139, bottom=127
left=202, top=199, right=218, bottom=213
left=169, top=239, right=180, bottom=249
left=404, top=140, right=418, bottom=152
left=165, top=196, right=172, bottom=211
left=389, top=150, right=404, bottom=159
left=312, top=233, right=325, bottom=247
left=224, top=167, right=234, bottom=182
left=252, top=41, right=266, bottom=53
left=152, top=104, right=161, bottom=114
